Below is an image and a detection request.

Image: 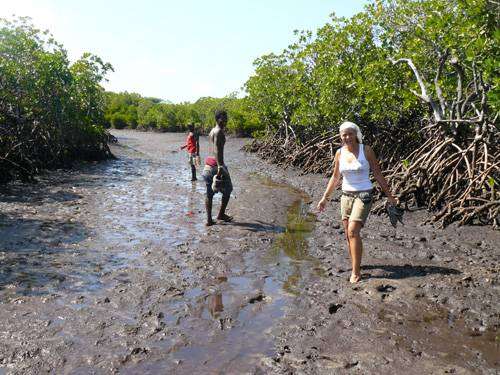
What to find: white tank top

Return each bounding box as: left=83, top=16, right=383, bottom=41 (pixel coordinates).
left=339, top=144, right=372, bottom=191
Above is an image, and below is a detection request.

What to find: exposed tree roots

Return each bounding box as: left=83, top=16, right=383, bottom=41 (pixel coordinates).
left=0, top=120, right=115, bottom=183
left=384, top=127, right=499, bottom=228
left=245, top=132, right=340, bottom=175
left=245, top=123, right=499, bottom=228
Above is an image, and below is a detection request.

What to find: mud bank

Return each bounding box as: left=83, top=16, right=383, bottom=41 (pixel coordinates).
left=0, top=130, right=498, bottom=374
left=244, top=142, right=500, bottom=374
left=0, top=131, right=318, bottom=374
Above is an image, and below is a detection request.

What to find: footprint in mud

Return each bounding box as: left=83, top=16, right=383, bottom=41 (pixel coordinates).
left=328, top=303, right=343, bottom=314
left=376, top=284, right=396, bottom=293
left=376, top=285, right=396, bottom=301
left=248, top=293, right=265, bottom=304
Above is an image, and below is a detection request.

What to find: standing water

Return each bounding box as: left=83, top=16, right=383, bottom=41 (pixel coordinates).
left=0, top=130, right=319, bottom=374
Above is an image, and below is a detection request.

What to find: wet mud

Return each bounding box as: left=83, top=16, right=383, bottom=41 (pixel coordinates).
left=0, top=130, right=498, bottom=374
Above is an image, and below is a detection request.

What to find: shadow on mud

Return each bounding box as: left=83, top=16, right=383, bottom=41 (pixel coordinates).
left=0, top=155, right=153, bottom=298
left=362, top=264, right=461, bottom=279
left=0, top=188, right=83, bottom=204
left=0, top=213, right=86, bottom=248
left=0, top=142, right=201, bottom=300
left=0, top=153, right=151, bottom=202
left=0, top=212, right=92, bottom=297
left=228, top=220, right=285, bottom=233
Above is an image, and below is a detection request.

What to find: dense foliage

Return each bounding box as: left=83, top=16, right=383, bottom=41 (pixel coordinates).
left=1, top=0, right=498, bottom=227
left=245, top=0, right=499, bottom=226
left=0, top=17, right=113, bottom=182
left=104, top=91, right=259, bottom=136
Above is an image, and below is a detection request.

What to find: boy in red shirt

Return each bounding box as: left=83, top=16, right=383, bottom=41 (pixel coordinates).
left=180, top=124, right=200, bottom=181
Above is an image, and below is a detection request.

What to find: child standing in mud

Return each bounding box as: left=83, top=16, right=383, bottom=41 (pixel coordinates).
left=180, top=123, right=200, bottom=181
left=202, top=110, right=233, bottom=226
left=317, top=121, right=398, bottom=283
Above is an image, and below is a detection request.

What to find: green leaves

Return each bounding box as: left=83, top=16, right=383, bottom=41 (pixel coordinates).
left=241, top=0, right=496, bottom=149
left=0, top=17, right=113, bottom=181
left=103, top=92, right=258, bottom=135
left=243, top=2, right=427, bottom=138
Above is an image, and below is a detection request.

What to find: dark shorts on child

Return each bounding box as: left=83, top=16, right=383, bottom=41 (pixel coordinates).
left=202, top=165, right=233, bottom=198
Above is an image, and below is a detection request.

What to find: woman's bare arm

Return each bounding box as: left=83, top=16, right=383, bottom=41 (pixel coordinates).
left=365, top=145, right=397, bottom=204
left=317, top=150, right=341, bottom=211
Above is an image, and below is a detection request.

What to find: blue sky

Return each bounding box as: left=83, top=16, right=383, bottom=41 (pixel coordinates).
left=1, top=0, right=370, bottom=103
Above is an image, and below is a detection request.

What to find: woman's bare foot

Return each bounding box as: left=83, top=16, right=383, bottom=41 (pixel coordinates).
left=206, top=219, right=216, bottom=226
left=350, top=273, right=361, bottom=283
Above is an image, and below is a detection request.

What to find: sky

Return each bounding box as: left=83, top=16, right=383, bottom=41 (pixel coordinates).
left=1, top=0, right=370, bottom=103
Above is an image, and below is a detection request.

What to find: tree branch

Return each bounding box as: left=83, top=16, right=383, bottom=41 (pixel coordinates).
left=389, top=57, right=443, bottom=121
left=450, top=57, right=464, bottom=119
left=434, top=49, right=450, bottom=117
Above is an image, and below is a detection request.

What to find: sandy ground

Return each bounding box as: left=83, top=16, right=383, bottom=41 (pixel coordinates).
left=0, top=130, right=498, bottom=374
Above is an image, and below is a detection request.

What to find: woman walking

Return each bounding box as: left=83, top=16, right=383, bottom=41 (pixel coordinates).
left=317, top=122, right=398, bottom=283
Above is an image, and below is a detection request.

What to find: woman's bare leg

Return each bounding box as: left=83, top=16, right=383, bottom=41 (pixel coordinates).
left=347, top=221, right=363, bottom=283
left=342, top=218, right=351, bottom=259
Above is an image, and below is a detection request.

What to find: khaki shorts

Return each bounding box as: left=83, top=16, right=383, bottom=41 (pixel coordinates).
left=341, top=191, right=373, bottom=225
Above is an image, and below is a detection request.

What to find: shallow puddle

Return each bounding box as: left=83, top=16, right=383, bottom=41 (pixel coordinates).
left=0, top=132, right=322, bottom=373
left=155, top=182, right=318, bottom=372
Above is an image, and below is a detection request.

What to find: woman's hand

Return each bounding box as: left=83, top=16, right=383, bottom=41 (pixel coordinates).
left=317, top=197, right=327, bottom=212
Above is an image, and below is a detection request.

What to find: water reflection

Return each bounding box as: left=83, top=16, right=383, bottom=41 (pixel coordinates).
left=185, top=183, right=198, bottom=220
left=207, top=293, right=224, bottom=318
left=276, top=199, right=315, bottom=260
left=266, top=198, right=325, bottom=295
left=206, top=275, right=227, bottom=319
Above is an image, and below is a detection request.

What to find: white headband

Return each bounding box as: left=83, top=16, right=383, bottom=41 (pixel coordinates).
left=339, top=121, right=363, bottom=144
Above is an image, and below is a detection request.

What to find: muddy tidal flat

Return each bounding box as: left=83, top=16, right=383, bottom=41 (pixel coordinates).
left=0, top=130, right=498, bottom=374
